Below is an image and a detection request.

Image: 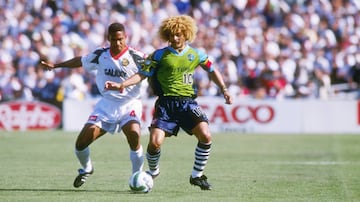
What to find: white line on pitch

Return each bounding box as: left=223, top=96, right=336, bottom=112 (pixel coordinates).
left=269, top=161, right=360, bottom=165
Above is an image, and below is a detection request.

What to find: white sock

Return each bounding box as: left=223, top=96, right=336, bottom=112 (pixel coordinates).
left=130, top=145, right=144, bottom=173
left=75, top=147, right=93, bottom=172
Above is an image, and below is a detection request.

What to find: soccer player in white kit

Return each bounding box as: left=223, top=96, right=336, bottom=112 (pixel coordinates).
left=41, top=23, right=145, bottom=188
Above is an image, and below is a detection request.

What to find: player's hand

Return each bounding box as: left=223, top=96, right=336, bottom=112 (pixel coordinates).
left=104, top=81, right=125, bottom=92
left=40, top=61, right=55, bottom=71
left=223, top=91, right=233, bottom=105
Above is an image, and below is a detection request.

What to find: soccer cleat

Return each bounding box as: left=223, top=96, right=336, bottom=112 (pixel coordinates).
left=73, top=168, right=94, bottom=188
left=145, top=170, right=160, bottom=179
left=189, top=175, right=212, bottom=190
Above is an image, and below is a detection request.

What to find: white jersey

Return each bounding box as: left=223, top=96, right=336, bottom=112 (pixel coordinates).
left=81, top=46, right=146, bottom=103
left=80, top=46, right=146, bottom=133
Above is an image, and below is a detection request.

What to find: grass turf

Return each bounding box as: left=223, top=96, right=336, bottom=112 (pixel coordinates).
left=0, top=131, right=359, bottom=202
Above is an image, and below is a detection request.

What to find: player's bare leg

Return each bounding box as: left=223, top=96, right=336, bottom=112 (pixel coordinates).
left=73, top=124, right=106, bottom=188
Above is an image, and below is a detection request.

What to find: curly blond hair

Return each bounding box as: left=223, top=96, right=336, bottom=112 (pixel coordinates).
left=158, top=15, right=198, bottom=43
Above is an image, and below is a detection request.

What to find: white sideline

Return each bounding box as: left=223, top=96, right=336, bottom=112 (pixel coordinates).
left=269, top=161, right=360, bottom=165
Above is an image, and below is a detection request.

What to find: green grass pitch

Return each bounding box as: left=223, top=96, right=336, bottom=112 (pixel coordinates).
left=0, top=131, right=359, bottom=202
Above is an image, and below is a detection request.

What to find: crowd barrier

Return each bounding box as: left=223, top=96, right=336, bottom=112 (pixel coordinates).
left=1, top=98, right=358, bottom=134
left=63, top=97, right=360, bottom=134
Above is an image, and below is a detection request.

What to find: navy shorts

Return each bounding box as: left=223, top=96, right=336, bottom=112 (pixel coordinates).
left=150, top=96, right=209, bottom=136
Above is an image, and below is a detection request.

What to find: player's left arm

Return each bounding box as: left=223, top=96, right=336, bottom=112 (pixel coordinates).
left=105, top=52, right=155, bottom=92
left=105, top=73, right=146, bottom=92
left=209, top=68, right=233, bottom=105
left=196, top=48, right=233, bottom=105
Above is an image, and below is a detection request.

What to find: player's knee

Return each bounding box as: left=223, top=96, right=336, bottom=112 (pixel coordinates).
left=198, top=132, right=212, bottom=143
left=147, top=141, right=161, bottom=153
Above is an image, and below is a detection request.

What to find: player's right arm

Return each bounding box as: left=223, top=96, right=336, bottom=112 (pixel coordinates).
left=40, top=56, right=82, bottom=71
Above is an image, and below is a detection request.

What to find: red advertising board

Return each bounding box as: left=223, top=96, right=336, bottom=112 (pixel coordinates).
left=0, top=101, right=61, bottom=131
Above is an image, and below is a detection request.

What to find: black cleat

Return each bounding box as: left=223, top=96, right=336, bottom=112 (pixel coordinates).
left=189, top=175, right=212, bottom=190
left=145, top=170, right=160, bottom=179
left=73, top=168, right=94, bottom=188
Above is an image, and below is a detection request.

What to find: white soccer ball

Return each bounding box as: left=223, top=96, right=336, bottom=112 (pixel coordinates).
left=129, top=171, right=153, bottom=193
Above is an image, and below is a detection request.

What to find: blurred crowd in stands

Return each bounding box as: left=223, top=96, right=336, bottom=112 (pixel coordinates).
left=0, top=0, right=359, bottom=109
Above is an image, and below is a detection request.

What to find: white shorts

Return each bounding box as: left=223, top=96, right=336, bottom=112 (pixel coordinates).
left=86, top=98, right=142, bottom=134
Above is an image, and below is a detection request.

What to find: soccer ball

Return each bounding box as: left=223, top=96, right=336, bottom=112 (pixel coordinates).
left=129, top=171, right=154, bottom=193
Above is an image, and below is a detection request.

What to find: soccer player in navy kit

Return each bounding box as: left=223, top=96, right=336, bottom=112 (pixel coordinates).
left=41, top=23, right=145, bottom=188
left=105, top=15, right=233, bottom=190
